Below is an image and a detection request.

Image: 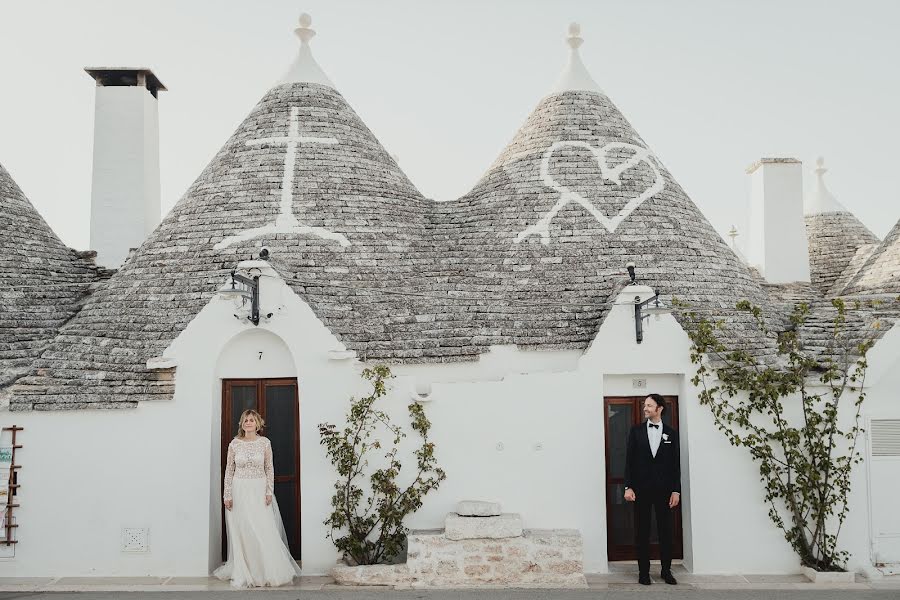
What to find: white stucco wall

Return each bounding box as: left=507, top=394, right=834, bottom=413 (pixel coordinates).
left=0, top=402, right=203, bottom=575
left=296, top=284, right=799, bottom=575
left=675, top=320, right=900, bottom=577
left=1, top=275, right=897, bottom=578
left=842, top=321, right=900, bottom=575
left=0, top=261, right=356, bottom=576
left=584, top=291, right=798, bottom=574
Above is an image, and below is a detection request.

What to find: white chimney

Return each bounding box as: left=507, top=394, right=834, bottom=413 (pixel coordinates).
left=745, top=158, right=810, bottom=283
left=86, top=68, right=165, bottom=268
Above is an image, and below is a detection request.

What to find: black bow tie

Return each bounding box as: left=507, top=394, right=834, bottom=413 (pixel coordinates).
left=648, top=423, right=660, bottom=429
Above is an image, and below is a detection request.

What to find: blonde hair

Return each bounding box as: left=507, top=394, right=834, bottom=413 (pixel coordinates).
left=236, top=409, right=265, bottom=439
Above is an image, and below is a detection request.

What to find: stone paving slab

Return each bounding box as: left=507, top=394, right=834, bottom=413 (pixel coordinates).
left=871, top=580, right=900, bottom=590
left=164, top=577, right=219, bottom=585
left=0, top=577, right=54, bottom=585
left=56, top=577, right=169, bottom=585
left=696, top=582, right=875, bottom=591
left=675, top=574, right=747, bottom=584
left=743, top=573, right=811, bottom=583
left=298, top=576, right=333, bottom=590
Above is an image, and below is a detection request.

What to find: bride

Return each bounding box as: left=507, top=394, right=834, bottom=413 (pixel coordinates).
left=215, top=409, right=301, bottom=587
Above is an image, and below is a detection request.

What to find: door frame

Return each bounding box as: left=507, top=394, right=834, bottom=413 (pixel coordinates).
left=221, top=378, right=301, bottom=560
left=604, top=395, right=683, bottom=562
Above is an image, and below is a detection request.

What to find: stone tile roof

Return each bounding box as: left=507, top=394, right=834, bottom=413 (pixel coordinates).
left=9, top=78, right=780, bottom=410
left=0, top=162, right=108, bottom=404
left=828, top=243, right=879, bottom=297
left=795, top=299, right=900, bottom=368
left=840, top=219, right=900, bottom=297
left=9, top=82, right=432, bottom=410
left=805, top=212, right=879, bottom=295
left=439, top=90, right=774, bottom=354
left=763, top=281, right=822, bottom=313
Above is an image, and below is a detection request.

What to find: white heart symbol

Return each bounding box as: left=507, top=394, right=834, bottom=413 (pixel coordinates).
left=515, top=140, right=665, bottom=244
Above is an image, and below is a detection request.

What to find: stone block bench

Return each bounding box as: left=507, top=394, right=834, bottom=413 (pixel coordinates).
left=331, top=501, right=587, bottom=588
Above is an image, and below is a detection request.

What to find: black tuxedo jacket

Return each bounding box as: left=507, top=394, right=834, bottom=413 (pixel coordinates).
left=624, top=421, right=681, bottom=495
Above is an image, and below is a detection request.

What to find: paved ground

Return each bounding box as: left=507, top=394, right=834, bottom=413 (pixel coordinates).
left=1, top=591, right=900, bottom=600
left=1, top=564, right=897, bottom=597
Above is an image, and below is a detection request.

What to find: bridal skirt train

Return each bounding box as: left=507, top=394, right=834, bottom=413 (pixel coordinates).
left=214, top=477, right=301, bottom=588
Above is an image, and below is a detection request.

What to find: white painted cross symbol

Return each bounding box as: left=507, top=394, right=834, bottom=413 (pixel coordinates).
left=215, top=106, right=351, bottom=249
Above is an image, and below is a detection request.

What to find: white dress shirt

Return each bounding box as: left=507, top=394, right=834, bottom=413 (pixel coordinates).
left=647, top=419, right=663, bottom=457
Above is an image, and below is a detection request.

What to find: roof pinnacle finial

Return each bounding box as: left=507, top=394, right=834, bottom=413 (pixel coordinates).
left=279, top=12, right=335, bottom=88
left=728, top=225, right=739, bottom=248
left=804, top=155, right=847, bottom=215
left=295, top=13, right=316, bottom=45
left=567, top=22, right=584, bottom=49
left=550, top=21, right=603, bottom=95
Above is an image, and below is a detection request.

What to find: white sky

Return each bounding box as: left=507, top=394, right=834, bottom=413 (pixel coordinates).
left=1, top=0, right=898, bottom=251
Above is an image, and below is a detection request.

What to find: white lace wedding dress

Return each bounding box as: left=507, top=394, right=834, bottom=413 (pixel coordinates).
left=214, top=436, right=301, bottom=588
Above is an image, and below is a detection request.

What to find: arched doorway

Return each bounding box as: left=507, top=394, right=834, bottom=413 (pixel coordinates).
left=216, top=329, right=301, bottom=560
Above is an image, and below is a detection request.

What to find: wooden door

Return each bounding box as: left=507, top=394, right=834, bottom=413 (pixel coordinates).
left=222, top=378, right=301, bottom=559
left=604, top=395, right=683, bottom=561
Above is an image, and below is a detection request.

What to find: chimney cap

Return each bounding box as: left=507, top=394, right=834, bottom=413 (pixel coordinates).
left=85, top=67, right=167, bottom=96
left=745, top=157, right=800, bottom=175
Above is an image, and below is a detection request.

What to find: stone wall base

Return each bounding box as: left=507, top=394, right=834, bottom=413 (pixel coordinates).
left=331, top=529, right=587, bottom=588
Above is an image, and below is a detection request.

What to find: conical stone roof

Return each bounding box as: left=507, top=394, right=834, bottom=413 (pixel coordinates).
left=10, top=18, right=432, bottom=410
left=841, top=218, right=900, bottom=296
left=429, top=26, right=771, bottom=355
left=0, top=162, right=104, bottom=399
left=803, top=158, right=879, bottom=295
left=12, top=80, right=433, bottom=406
left=806, top=213, right=879, bottom=295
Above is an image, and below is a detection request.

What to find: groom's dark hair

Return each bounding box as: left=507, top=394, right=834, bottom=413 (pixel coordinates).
left=646, top=393, right=665, bottom=414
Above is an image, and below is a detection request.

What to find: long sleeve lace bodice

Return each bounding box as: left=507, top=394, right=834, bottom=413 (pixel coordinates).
left=223, top=437, right=274, bottom=501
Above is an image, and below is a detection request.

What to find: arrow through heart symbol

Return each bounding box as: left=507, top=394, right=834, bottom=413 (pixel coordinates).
left=515, top=140, right=665, bottom=245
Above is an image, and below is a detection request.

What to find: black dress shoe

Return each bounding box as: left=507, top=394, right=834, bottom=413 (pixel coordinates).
left=661, top=570, right=677, bottom=585
left=638, top=573, right=651, bottom=585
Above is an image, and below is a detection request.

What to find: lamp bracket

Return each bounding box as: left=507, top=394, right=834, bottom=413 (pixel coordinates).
left=634, top=294, right=661, bottom=344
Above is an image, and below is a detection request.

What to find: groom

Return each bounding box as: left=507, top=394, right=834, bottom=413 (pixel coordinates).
left=624, top=393, right=681, bottom=585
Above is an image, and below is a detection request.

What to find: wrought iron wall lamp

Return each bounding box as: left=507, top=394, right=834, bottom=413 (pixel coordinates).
left=625, top=262, right=672, bottom=343
left=218, top=249, right=272, bottom=326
